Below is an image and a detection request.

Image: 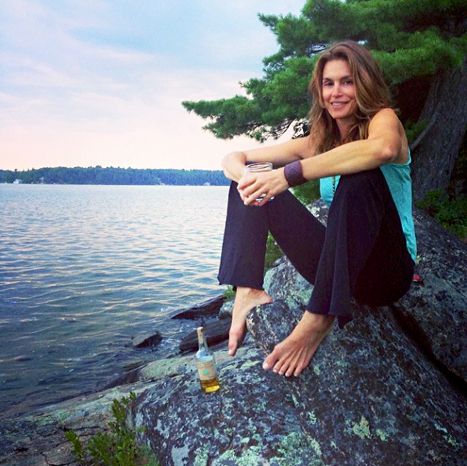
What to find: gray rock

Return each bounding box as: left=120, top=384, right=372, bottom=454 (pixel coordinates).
left=130, top=299, right=466, bottom=465
left=245, top=300, right=466, bottom=466
left=218, top=299, right=234, bottom=320
left=266, top=201, right=467, bottom=383
left=171, top=295, right=225, bottom=320
left=0, top=384, right=153, bottom=465
left=132, top=331, right=162, bottom=348
left=395, top=209, right=467, bottom=382
left=131, top=345, right=325, bottom=466
left=128, top=199, right=466, bottom=465
left=179, top=319, right=231, bottom=352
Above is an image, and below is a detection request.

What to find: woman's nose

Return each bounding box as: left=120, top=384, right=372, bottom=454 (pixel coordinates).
left=331, top=83, right=342, bottom=96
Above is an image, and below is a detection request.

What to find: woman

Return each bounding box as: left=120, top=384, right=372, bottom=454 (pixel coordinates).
left=218, top=41, right=416, bottom=378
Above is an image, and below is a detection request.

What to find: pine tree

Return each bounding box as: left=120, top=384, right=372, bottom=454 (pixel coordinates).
left=183, top=0, right=467, bottom=200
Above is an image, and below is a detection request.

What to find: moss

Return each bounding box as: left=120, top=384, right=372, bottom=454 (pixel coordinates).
left=309, top=438, right=322, bottom=457
left=239, top=359, right=261, bottom=371
left=284, top=284, right=312, bottom=309
left=433, top=422, right=459, bottom=448
left=214, top=446, right=262, bottom=465
left=141, top=355, right=193, bottom=379
left=275, top=432, right=324, bottom=466
left=194, top=446, right=210, bottom=466
left=307, top=410, right=318, bottom=425
left=375, top=429, right=389, bottom=442
left=223, top=286, right=236, bottom=300
left=351, top=416, right=372, bottom=440
left=335, top=359, right=349, bottom=369
left=445, top=435, right=459, bottom=448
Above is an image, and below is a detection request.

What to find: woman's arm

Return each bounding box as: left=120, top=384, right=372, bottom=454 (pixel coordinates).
left=300, top=108, right=408, bottom=180
left=221, top=137, right=313, bottom=182
left=238, top=108, right=408, bottom=206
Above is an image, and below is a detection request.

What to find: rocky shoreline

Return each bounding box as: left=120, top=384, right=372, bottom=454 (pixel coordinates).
left=1, top=201, right=466, bottom=465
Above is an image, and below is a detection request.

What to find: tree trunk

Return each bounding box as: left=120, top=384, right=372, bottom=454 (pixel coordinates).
left=411, top=59, right=467, bottom=201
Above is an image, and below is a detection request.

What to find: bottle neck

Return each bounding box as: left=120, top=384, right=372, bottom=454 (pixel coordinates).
left=197, top=327, right=207, bottom=350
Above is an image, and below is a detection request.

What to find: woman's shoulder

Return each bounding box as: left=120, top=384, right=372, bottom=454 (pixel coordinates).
left=370, top=108, right=409, bottom=163
left=368, top=107, right=405, bottom=137
left=370, top=107, right=399, bottom=122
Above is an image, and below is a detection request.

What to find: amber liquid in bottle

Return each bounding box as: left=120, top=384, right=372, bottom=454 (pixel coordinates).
left=195, top=327, right=220, bottom=393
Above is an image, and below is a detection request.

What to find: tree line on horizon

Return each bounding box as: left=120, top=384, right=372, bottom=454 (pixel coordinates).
left=0, top=166, right=230, bottom=186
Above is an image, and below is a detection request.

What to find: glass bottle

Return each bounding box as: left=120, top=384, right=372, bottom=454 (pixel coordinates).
left=195, top=326, right=220, bottom=393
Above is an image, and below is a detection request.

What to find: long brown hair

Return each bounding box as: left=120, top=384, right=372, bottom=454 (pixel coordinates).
left=308, top=41, right=392, bottom=154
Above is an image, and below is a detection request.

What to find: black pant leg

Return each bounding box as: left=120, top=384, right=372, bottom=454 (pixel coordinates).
left=218, top=182, right=326, bottom=289
left=354, top=194, right=414, bottom=307
left=218, top=182, right=269, bottom=289
left=308, top=168, right=413, bottom=327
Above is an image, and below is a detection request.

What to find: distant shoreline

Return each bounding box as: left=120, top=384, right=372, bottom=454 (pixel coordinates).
left=0, top=166, right=229, bottom=186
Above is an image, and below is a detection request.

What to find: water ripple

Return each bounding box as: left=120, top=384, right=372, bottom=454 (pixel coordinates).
left=0, top=184, right=229, bottom=418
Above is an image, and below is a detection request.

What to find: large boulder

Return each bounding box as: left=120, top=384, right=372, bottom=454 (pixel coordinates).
left=130, top=344, right=323, bottom=466
left=129, top=299, right=465, bottom=465
left=395, top=209, right=467, bottom=382
left=265, top=201, right=467, bottom=384
left=129, top=200, right=466, bottom=465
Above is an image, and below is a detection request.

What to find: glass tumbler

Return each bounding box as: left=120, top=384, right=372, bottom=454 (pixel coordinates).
left=245, top=162, right=274, bottom=203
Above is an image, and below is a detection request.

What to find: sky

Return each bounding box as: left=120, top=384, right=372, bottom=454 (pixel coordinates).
left=0, top=0, right=306, bottom=170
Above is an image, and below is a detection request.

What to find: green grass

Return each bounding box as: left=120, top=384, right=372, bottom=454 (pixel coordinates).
left=65, top=393, right=160, bottom=466
left=291, top=180, right=320, bottom=205
left=417, top=190, right=467, bottom=241
left=265, top=233, right=283, bottom=270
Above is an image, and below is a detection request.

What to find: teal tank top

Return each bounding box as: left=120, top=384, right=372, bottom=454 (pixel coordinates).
left=319, top=152, right=417, bottom=261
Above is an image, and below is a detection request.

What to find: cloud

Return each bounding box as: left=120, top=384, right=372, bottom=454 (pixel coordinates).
left=0, top=0, right=306, bottom=170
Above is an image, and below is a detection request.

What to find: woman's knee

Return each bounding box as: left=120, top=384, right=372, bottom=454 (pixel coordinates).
left=339, top=168, right=384, bottom=192
left=333, top=169, right=388, bottom=207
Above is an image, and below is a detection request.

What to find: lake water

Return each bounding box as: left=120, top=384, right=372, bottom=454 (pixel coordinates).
left=0, top=184, right=229, bottom=419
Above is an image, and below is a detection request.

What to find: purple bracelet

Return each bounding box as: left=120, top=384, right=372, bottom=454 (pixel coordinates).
left=284, top=160, right=307, bottom=187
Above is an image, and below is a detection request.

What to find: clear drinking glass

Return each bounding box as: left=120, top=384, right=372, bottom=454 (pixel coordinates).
left=245, top=162, right=274, bottom=203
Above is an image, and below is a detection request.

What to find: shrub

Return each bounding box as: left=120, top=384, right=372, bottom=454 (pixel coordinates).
left=65, top=393, right=159, bottom=466
left=417, top=190, right=467, bottom=241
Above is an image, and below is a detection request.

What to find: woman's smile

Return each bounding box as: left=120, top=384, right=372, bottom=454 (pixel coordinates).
left=331, top=101, right=351, bottom=109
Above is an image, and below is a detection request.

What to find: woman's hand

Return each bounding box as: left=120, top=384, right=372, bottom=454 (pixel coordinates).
left=237, top=168, right=289, bottom=206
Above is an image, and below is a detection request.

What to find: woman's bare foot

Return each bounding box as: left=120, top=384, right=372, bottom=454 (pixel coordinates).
left=263, top=311, right=334, bottom=377
left=228, top=287, right=273, bottom=356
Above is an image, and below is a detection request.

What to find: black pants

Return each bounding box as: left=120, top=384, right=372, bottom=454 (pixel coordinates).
left=218, top=168, right=414, bottom=327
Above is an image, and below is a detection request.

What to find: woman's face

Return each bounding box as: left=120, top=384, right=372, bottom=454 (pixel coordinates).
left=321, top=59, right=357, bottom=126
